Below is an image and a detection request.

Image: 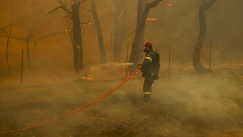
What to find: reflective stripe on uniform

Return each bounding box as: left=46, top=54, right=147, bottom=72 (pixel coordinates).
left=144, top=92, right=152, bottom=95
left=145, top=57, right=152, bottom=62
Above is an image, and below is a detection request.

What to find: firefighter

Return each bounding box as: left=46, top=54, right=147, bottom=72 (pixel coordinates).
left=137, top=42, right=157, bottom=102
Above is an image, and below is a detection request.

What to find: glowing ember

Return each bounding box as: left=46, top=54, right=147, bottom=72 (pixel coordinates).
left=70, top=0, right=74, bottom=5
left=165, top=3, right=172, bottom=6
left=65, top=29, right=73, bottom=32
left=159, top=2, right=173, bottom=7
left=130, top=13, right=137, bottom=17
left=87, top=77, right=94, bottom=81
left=183, top=68, right=190, bottom=71
left=146, top=18, right=158, bottom=21
left=80, top=22, right=92, bottom=25
left=81, top=76, right=94, bottom=81
left=118, top=9, right=124, bottom=20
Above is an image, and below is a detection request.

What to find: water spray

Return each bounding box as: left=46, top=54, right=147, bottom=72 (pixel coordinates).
left=116, top=63, right=135, bottom=66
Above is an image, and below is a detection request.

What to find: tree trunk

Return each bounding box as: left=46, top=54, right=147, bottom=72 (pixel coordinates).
left=193, top=0, right=216, bottom=74
left=91, top=0, right=106, bottom=64
left=113, top=0, right=127, bottom=62
left=72, top=1, right=84, bottom=73
left=135, top=0, right=146, bottom=63
left=129, top=0, right=162, bottom=73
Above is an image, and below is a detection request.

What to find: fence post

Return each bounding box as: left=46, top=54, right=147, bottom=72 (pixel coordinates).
left=209, top=41, right=212, bottom=70
left=168, top=42, right=171, bottom=73
left=78, top=46, right=80, bottom=74
left=126, top=43, right=128, bottom=78
left=111, top=33, right=114, bottom=47
left=21, top=49, right=24, bottom=86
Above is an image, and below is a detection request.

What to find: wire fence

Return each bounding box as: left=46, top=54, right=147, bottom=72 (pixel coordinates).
left=0, top=42, right=242, bottom=85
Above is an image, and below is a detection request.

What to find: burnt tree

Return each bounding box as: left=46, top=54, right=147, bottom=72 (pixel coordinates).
left=49, top=1, right=84, bottom=74
left=91, top=0, right=106, bottom=64
left=25, top=29, right=34, bottom=72
left=129, top=0, right=162, bottom=73
left=0, top=5, right=13, bottom=76
left=72, top=1, right=84, bottom=73
left=113, top=0, right=128, bottom=62
left=193, top=0, right=216, bottom=73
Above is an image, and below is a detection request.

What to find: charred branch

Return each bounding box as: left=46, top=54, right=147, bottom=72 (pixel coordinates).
left=0, top=36, right=25, bottom=41
left=48, top=6, right=72, bottom=14
left=33, top=31, right=67, bottom=52
left=204, top=0, right=217, bottom=9
left=80, top=7, right=91, bottom=12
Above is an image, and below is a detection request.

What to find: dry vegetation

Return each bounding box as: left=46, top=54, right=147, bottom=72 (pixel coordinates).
left=0, top=65, right=243, bottom=137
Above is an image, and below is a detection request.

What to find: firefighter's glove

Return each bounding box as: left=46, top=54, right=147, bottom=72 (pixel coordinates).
left=137, top=65, right=142, bottom=70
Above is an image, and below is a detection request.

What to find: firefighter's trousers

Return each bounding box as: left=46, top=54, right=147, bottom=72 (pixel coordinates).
left=143, top=74, right=155, bottom=102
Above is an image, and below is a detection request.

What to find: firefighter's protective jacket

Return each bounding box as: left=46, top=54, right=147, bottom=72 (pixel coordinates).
left=141, top=49, right=156, bottom=77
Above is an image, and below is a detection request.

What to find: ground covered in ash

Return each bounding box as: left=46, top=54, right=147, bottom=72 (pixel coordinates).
left=0, top=67, right=243, bottom=137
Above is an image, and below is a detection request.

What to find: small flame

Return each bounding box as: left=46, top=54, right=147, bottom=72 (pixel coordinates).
left=146, top=18, right=157, bottom=21
left=82, top=76, right=94, bottom=81
left=87, top=77, right=94, bottom=81
left=164, top=3, right=172, bottom=7
left=65, top=29, right=73, bottom=32
left=183, top=68, right=190, bottom=71
left=70, top=0, right=74, bottom=5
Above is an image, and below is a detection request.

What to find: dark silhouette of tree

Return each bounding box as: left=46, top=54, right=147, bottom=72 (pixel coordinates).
left=83, top=0, right=131, bottom=63
left=101, top=0, right=134, bottom=62
left=49, top=0, right=108, bottom=72
left=113, top=0, right=128, bottom=62
left=1, top=26, right=12, bottom=76
left=0, top=6, right=43, bottom=74
left=129, top=0, right=162, bottom=73
left=72, top=1, right=84, bottom=73
left=1, top=27, right=38, bottom=73
left=193, top=0, right=216, bottom=74
left=1, top=28, right=35, bottom=74
left=91, top=0, right=106, bottom=64
left=0, top=5, right=13, bottom=76
left=25, top=29, right=34, bottom=72
left=49, top=1, right=84, bottom=74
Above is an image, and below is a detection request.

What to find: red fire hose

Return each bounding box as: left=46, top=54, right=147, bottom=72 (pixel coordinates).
left=0, top=69, right=139, bottom=135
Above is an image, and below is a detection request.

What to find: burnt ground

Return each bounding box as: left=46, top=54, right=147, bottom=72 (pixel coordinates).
left=0, top=68, right=243, bottom=137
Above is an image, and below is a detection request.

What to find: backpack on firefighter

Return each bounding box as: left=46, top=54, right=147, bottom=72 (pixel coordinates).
left=153, top=50, right=160, bottom=80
